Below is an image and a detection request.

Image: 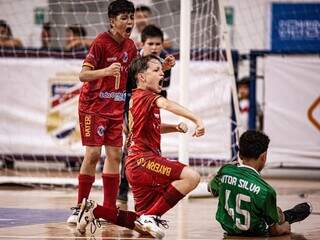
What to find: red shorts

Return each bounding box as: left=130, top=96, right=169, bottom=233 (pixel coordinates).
left=125, top=154, right=186, bottom=215
left=79, top=111, right=123, bottom=147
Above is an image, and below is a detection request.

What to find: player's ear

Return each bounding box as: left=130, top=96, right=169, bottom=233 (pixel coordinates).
left=137, top=72, right=145, bottom=83
left=109, top=17, right=115, bottom=28
left=260, top=151, right=267, bottom=164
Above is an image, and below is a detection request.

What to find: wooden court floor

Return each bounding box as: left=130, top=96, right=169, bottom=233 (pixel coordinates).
left=0, top=178, right=319, bottom=240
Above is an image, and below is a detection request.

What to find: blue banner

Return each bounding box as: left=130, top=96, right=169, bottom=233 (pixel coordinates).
left=271, top=3, right=320, bottom=51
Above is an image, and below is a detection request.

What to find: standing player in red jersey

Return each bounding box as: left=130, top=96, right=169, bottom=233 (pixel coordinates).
left=126, top=55, right=205, bottom=237
left=67, top=0, right=137, bottom=224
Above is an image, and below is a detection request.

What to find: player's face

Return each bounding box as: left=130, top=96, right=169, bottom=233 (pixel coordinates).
left=135, top=10, right=151, bottom=32
left=110, top=12, right=134, bottom=39
left=238, top=84, right=249, bottom=99
left=144, top=59, right=164, bottom=93
left=66, top=30, right=77, bottom=44
left=143, top=37, right=163, bottom=56
left=0, top=26, right=9, bottom=40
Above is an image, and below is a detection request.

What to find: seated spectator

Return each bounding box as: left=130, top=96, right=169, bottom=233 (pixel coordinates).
left=41, top=22, right=52, bottom=49
left=237, top=77, right=250, bottom=130
left=65, top=25, right=92, bottom=50
left=0, top=20, right=23, bottom=48
left=131, top=5, right=172, bottom=49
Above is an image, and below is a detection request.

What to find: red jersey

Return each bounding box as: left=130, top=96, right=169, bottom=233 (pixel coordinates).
left=127, top=89, right=162, bottom=158
left=79, top=32, right=137, bottom=120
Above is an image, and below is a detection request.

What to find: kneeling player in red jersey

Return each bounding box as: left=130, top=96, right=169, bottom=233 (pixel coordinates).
left=124, top=54, right=205, bottom=238
left=208, top=130, right=312, bottom=236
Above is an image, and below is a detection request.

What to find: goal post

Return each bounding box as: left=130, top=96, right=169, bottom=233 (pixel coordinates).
left=178, top=0, right=191, bottom=166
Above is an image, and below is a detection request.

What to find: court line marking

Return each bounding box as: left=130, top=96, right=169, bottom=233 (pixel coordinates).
left=0, top=236, right=153, bottom=240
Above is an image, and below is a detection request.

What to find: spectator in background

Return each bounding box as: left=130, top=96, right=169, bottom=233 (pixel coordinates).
left=130, top=5, right=172, bottom=49
left=237, top=77, right=250, bottom=130
left=65, top=25, right=92, bottom=50
left=140, top=24, right=174, bottom=98
left=0, top=20, right=23, bottom=48
left=41, top=22, right=51, bottom=49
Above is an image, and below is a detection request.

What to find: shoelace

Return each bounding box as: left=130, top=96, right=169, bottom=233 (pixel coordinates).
left=153, top=216, right=169, bottom=229
left=70, top=206, right=80, bottom=213
left=90, top=218, right=101, bottom=234
left=84, top=200, right=101, bottom=234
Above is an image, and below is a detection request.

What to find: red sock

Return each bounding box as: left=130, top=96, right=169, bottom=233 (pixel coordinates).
left=116, top=209, right=138, bottom=229
left=77, top=174, right=95, bottom=204
left=102, top=173, right=119, bottom=208
left=93, top=205, right=138, bottom=229
left=145, top=184, right=185, bottom=216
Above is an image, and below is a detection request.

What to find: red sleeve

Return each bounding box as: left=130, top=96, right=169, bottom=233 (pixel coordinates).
left=143, top=91, right=162, bottom=113
left=83, top=39, right=102, bottom=69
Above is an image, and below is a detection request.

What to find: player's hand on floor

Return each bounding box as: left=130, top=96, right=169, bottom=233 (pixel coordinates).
left=176, top=122, right=188, bottom=133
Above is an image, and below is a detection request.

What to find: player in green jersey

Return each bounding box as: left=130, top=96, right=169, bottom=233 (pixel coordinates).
left=208, top=130, right=312, bottom=236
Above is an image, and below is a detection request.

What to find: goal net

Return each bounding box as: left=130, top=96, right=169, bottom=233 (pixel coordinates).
left=0, top=0, right=241, bottom=193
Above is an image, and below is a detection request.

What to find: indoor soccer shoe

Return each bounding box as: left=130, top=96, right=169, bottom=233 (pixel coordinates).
left=134, top=215, right=167, bottom=239
left=76, top=198, right=99, bottom=235
left=67, top=205, right=80, bottom=224
left=283, top=202, right=312, bottom=224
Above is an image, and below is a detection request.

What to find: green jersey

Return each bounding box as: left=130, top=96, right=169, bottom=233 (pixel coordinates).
left=209, top=164, right=279, bottom=236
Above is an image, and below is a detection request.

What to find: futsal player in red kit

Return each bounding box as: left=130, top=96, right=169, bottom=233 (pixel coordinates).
left=76, top=55, right=205, bottom=239
left=126, top=55, right=205, bottom=237
left=67, top=0, right=137, bottom=223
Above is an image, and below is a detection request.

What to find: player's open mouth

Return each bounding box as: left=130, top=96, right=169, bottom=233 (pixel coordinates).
left=159, top=78, right=164, bottom=86
left=125, top=27, right=132, bottom=33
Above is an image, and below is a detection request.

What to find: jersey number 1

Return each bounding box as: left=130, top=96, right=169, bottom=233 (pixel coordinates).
left=225, top=189, right=251, bottom=231
left=115, top=74, right=120, bottom=90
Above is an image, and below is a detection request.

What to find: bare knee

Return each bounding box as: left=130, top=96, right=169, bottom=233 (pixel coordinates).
left=84, top=147, right=101, bottom=165
left=80, top=147, right=101, bottom=174
left=106, top=147, right=121, bottom=164
left=103, top=146, right=121, bottom=173
left=181, top=167, right=200, bottom=190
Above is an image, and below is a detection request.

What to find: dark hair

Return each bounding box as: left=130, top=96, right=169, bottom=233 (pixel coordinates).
left=67, top=25, right=86, bottom=37
left=237, top=76, right=249, bottom=87
left=42, top=22, right=51, bottom=31
left=135, top=5, right=152, bottom=14
left=108, top=0, right=135, bottom=19
left=128, top=55, right=161, bottom=82
left=0, top=19, right=12, bottom=37
left=239, top=130, right=270, bottom=160
left=141, top=24, right=164, bottom=43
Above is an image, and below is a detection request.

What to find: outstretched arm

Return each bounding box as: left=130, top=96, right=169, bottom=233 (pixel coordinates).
left=156, top=97, right=204, bottom=137
left=161, top=122, right=188, bottom=134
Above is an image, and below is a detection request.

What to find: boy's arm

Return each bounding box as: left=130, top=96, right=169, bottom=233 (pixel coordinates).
left=207, top=167, right=223, bottom=197
left=263, top=191, right=290, bottom=236
left=155, top=97, right=204, bottom=137
left=79, top=63, right=121, bottom=82
left=208, top=175, right=221, bottom=197
left=160, top=122, right=188, bottom=134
